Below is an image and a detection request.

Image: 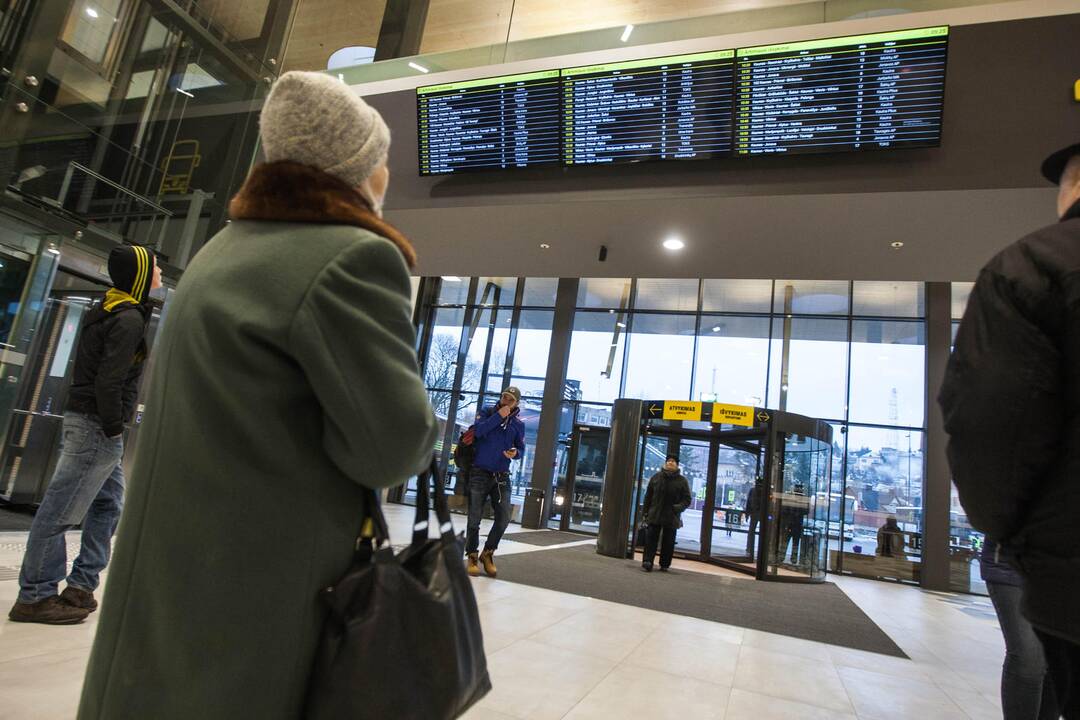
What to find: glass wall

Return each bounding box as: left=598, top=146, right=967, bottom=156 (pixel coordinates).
left=415, top=277, right=930, bottom=585
left=415, top=276, right=557, bottom=509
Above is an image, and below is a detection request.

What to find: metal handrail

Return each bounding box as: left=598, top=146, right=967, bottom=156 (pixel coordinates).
left=57, top=162, right=173, bottom=218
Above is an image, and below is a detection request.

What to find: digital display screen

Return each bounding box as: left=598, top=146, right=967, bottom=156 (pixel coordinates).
left=735, top=26, right=949, bottom=155
left=561, top=50, right=735, bottom=165
left=414, top=26, right=949, bottom=173
left=417, top=70, right=562, bottom=175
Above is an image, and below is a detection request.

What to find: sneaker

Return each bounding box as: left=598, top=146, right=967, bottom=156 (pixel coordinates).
left=8, top=596, right=90, bottom=625
left=479, top=549, right=497, bottom=578
left=467, top=553, right=481, bottom=577
left=59, top=586, right=98, bottom=612
left=641, top=562, right=653, bottom=572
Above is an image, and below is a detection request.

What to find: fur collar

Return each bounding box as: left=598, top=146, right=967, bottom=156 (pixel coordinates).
left=228, top=161, right=417, bottom=269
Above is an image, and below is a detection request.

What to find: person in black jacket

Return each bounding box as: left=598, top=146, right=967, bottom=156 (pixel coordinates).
left=940, top=140, right=1080, bottom=717
left=9, top=245, right=159, bottom=625
left=640, top=455, right=692, bottom=572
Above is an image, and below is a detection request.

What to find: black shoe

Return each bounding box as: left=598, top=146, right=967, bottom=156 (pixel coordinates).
left=659, top=566, right=670, bottom=572
left=641, top=563, right=653, bottom=572
left=8, top=596, right=91, bottom=625
left=60, top=586, right=98, bottom=612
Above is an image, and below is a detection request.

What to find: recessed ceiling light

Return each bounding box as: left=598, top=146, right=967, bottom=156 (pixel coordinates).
left=408, top=62, right=430, bottom=73
left=86, top=7, right=99, bottom=18
left=663, top=237, right=684, bottom=251
left=712, top=326, right=722, bottom=332
left=620, top=24, right=634, bottom=42
left=539, top=243, right=550, bottom=249
left=442, top=275, right=461, bottom=282
left=891, top=241, right=904, bottom=249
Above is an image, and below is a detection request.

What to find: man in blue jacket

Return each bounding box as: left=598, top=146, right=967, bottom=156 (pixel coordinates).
left=466, top=386, right=526, bottom=578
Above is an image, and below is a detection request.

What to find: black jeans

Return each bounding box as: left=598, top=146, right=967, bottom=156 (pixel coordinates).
left=1035, top=628, right=1080, bottom=719
left=986, top=582, right=1058, bottom=720
left=465, top=468, right=511, bottom=555
left=643, top=524, right=676, bottom=569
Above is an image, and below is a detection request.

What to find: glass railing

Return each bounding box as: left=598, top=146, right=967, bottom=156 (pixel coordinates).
left=334, top=0, right=1005, bottom=86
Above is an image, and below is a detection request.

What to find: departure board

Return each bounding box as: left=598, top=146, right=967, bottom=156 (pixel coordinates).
left=735, top=27, right=948, bottom=155
left=417, top=70, right=561, bottom=175
left=562, top=50, right=735, bottom=165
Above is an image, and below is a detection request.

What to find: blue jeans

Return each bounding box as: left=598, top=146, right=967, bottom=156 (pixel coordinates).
left=17, top=412, right=125, bottom=604
left=987, top=581, right=1059, bottom=720
left=465, top=469, right=510, bottom=554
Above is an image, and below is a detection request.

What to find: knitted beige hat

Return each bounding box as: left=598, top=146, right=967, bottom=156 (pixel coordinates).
left=259, top=71, right=390, bottom=187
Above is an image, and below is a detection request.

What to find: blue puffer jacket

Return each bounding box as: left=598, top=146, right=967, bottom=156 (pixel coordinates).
left=980, top=540, right=1021, bottom=586
left=471, top=405, right=526, bottom=474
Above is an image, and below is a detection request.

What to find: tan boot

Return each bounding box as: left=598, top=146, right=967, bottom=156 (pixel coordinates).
left=479, top=549, right=497, bottom=578
left=467, top=553, right=481, bottom=577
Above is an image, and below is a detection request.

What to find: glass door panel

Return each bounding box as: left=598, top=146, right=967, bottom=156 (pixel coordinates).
left=767, top=433, right=830, bottom=581
left=675, top=439, right=711, bottom=555
left=710, top=442, right=763, bottom=567
left=568, top=428, right=609, bottom=532
left=549, top=437, right=570, bottom=529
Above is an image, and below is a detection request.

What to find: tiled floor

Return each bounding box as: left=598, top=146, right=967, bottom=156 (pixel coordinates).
left=0, top=504, right=1005, bottom=720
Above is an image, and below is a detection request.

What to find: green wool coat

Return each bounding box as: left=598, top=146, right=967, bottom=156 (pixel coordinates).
left=78, top=197, right=438, bottom=717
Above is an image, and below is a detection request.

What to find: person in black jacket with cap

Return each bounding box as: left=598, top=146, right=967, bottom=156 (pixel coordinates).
left=640, top=455, right=692, bottom=572
left=9, top=245, right=160, bottom=625
left=941, top=140, right=1080, bottom=717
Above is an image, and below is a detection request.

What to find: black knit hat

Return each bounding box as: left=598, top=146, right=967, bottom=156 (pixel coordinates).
left=1041, top=142, right=1080, bottom=185
left=108, top=245, right=156, bottom=303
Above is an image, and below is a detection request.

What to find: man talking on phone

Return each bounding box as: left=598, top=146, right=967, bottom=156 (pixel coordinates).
left=465, top=386, right=526, bottom=578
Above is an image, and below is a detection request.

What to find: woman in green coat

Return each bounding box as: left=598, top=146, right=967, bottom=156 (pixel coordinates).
left=78, top=72, right=438, bottom=719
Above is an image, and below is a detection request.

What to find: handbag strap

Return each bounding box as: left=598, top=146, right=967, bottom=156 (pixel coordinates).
left=413, top=458, right=454, bottom=547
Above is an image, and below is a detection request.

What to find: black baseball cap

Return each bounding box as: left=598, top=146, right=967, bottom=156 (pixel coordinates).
left=1040, top=142, right=1080, bottom=185
left=665, top=455, right=679, bottom=462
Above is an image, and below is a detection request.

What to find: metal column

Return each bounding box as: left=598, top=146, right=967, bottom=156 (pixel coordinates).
left=921, top=281, right=953, bottom=591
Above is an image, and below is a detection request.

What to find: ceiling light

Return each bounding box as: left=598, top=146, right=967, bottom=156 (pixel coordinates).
left=620, top=24, right=634, bottom=42
left=891, top=241, right=904, bottom=249
left=663, top=237, right=684, bottom=251
left=408, top=62, right=430, bottom=73
left=86, top=6, right=99, bottom=18
left=539, top=243, right=550, bottom=249
left=176, top=87, right=194, bottom=98
left=442, top=275, right=461, bottom=282
left=616, top=322, right=626, bottom=328
left=712, top=326, right=722, bottom=333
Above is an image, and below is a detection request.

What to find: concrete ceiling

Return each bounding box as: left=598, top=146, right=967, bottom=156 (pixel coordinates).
left=387, top=187, right=1058, bottom=281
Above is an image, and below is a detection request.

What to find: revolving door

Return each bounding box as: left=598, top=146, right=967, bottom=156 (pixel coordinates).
left=596, top=398, right=833, bottom=583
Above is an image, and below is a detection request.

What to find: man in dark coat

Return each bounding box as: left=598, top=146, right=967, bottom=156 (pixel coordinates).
left=640, top=455, right=692, bottom=572
left=940, top=140, right=1080, bottom=716
left=9, top=245, right=160, bottom=624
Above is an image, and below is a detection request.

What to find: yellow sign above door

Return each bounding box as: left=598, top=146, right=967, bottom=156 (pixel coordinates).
left=712, top=403, right=755, bottom=427
left=662, top=401, right=703, bottom=421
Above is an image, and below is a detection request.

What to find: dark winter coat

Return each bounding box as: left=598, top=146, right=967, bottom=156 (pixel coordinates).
left=642, top=470, right=692, bottom=527
left=78, top=162, right=438, bottom=720
left=66, top=301, right=151, bottom=437
left=939, top=198, right=1080, bottom=643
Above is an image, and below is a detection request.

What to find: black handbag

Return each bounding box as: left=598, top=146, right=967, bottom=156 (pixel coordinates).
left=303, top=460, right=492, bottom=720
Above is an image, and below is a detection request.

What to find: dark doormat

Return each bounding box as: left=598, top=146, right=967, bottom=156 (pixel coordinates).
left=501, top=531, right=596, bottom=547
left=493, top=544, right=906, bottom=658
left=0, top=505, right=35, bottom=531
